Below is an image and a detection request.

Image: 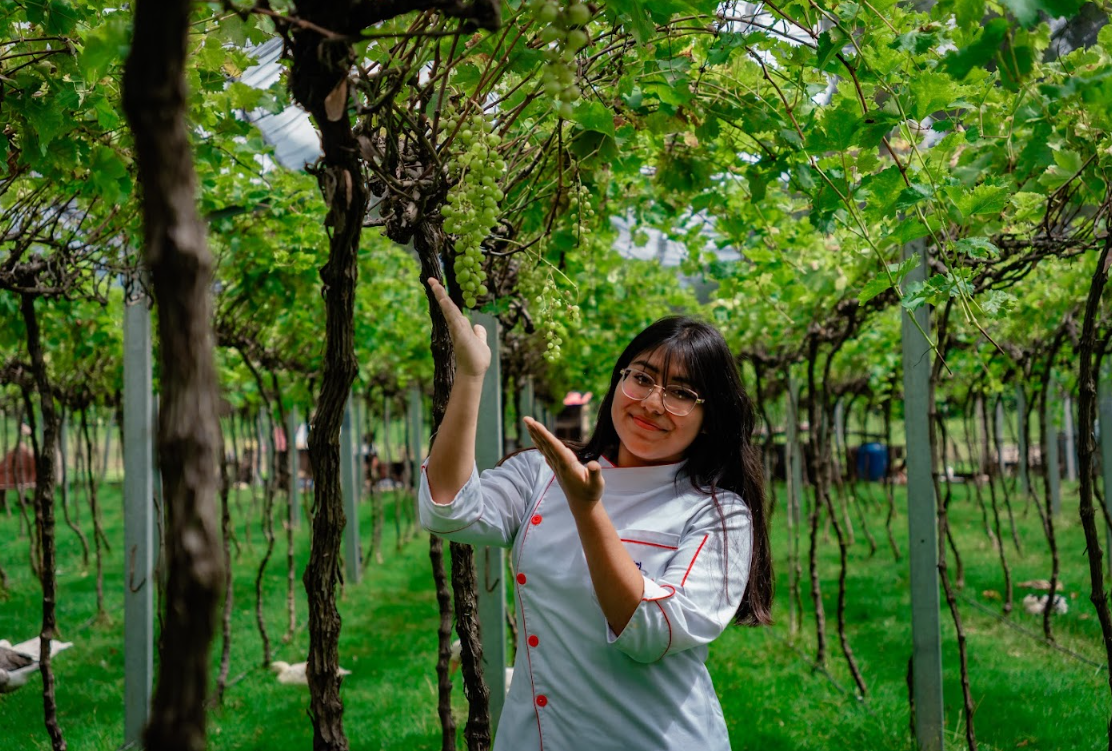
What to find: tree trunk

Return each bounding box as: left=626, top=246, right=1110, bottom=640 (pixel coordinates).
left=216, top=434, right=234, bottom=705
left=288, top=6, right=370, bottom=746
left=57, top=406, right=90, bottom=568
left=20, top=294, right=66, bottom=751
left=79, top=406, right=105, bottom=617
left=414, top=219, right=492, bottom=749
left=1038, top=327, right=1069, bottom=641
left=1075, top=236, right=1112, bottom=751
left=122, top=1, right=224, bottom=748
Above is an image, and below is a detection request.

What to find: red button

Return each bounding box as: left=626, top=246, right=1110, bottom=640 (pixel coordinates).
left=528, top=635, right=539, bottom=647
left=531, top=515, right=543, bottom=525
left=535, top=694, right=548, bottom=707
left=516, top=573, right=527, bottom=585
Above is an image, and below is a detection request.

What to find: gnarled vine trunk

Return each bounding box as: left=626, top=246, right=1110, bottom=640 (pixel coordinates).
left=1075, top=235, right=1112, bottom=750
left=123, top=1, right=225, bottom=748
left=288, top=6, right=369, bottom=747
left=20, top=294, right=65, bottom=751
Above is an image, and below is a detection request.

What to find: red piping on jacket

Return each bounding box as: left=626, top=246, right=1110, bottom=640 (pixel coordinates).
left=620, top=538, right=678, bottom=550
left=680, top=534, right=709, bottom=586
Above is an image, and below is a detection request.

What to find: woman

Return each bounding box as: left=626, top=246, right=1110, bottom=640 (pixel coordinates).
left=420, top=278, right=773, bottom=751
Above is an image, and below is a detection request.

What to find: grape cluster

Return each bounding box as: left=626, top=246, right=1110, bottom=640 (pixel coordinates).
left=522, top=269, right=582, bottom=362
left=531, top=0, right=592, bottom=119
left=442, top=110, right=506, bottom=308
left=569, top=182, right=595, bottom=223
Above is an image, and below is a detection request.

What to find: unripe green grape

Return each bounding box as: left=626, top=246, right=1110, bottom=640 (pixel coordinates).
left=565, top=2, right=591, bottom=26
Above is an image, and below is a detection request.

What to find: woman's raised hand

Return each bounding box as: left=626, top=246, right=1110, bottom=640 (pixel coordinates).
left=524, top=417, right=605, bottom=506
left=427, top=277, right=491, bottom=378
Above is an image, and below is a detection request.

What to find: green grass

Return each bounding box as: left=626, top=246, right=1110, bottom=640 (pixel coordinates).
left=0, top=476, right=1105, bottom=750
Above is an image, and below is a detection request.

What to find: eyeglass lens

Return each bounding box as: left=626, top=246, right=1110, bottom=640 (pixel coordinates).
left=621, top=370, right=700, bottom=416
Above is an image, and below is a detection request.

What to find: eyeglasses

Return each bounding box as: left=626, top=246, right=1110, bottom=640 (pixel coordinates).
left=619, top=369, right=705, bottom=417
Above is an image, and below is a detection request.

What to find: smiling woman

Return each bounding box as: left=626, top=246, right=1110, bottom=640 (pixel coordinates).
left=418, top=277, right=773, bottom=751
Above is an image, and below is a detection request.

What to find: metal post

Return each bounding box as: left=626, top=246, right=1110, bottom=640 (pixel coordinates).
left=995, top=398, right=1005, bottom=478
left=1046, top=389, right=1061, bottom=516
left=1099, top=373, right=1112, bottom=582
left=408, top=386, right=423, bottom=493
left=352, top=391, right=364, bottom=504
left=786, top=373, right=803, bottom=634
left=123, top=291, right=154, bottom=746
left=340, top=396, right=361, bottom=583
left=473, top=312, right=507, bottom=727
left=1017, top=384, right=1029, bottom=497
left=256, top=409, right=267, bottom=486
left=900, top=240, right=944, bottom=751
left=1064, top=394, right=1077, bottom=482
left=289, top=406, right=300, bottom=529
left=520, top=378, right=535, bottom=448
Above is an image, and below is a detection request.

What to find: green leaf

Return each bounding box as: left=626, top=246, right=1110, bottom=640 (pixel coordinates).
left=941, top=18, right=1008, bottom=80
left=894, top=183, right=933, bottom=211
left=705, top=32, right=751, bottom=66
left=605, top=0, right=656, bottom=44
left=88, top=145, right=129, bottom=204
left=79, top=16, right=130, bottom=83
left=858, top=276, right=893, bottom=304
left=571, top=101, right=616, bottom=138
left=1038, top=149, right=1084, bottom=191
left=953, top=0, right=985, bottom=28
left=25, top=0, right=79, bottom=34
left=816, top=28, right=848, bottom=71
left=952, top=237, right=999, bottom=258
left=908, top=71, right=955, bottom=120
left=956, top=184, right=1009, bottom=218
left=1000, top=0, right=1040, bottom=26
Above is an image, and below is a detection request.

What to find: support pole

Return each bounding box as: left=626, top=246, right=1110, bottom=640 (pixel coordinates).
left=900, top=240, right=944, bottom=751
left=786, top=373, right=803, bottom=633
left=520, top=378, right=535, bottom=448
left=353, top=394, right=364, bottom=498
left=123, top=290, right=154, bottom=746
left=1046, top=389, right=1061, bottom=516
left=1063, top=394, right=1077, bottom=482
left=408, top=386, right=423, bottom=494
left=340, top=396, right=361, bottom=583
left=995, top=398, right=1005, bottom=478
left=473, top=312, right=507, bottom=728
left=289, top=407, right=300, bottom=529
left=1099, top=373, right=1112, bottom=583
left=1017, top=384, right=1029, bottom=497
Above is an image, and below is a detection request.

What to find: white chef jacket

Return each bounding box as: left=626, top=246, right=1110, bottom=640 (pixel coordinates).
left=419, top=449, right=753, bottom=751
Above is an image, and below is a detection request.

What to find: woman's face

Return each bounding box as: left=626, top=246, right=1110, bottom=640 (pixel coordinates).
left=610, top=348, right=705, bottom=467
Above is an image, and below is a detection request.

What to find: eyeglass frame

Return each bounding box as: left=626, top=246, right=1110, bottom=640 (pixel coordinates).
left=618, top=368, right=706, bottom=417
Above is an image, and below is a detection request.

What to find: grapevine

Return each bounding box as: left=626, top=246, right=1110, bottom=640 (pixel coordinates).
left=520, top=261, right=582, bottom=363
left=531, top=0, right=592, bottom=119
left=442, top=107, right=506, bottom=309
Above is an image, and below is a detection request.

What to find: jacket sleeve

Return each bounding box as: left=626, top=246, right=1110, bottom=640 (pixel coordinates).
left=608, top=491, right=752, bottom=663
left=418, top=450, right=545, bottom=548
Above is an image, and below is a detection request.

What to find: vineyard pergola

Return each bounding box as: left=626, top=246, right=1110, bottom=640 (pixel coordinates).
left=2, top=0, right=1112, bottom=750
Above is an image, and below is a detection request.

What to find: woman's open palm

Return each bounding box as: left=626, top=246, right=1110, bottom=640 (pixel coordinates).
left=427, top=277, right=491, bottom=377
left=524, top=417, right=605, bottom=506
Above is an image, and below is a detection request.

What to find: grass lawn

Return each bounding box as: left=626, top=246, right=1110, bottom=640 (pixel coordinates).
left=0, top=475, right=1105, bottom=750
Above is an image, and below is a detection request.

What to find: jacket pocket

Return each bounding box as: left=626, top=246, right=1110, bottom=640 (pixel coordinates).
left=618, top=528, right=681, bottom=580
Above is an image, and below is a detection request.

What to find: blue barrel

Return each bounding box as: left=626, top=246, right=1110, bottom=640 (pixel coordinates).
left=856, top=443, right=888, bottom=481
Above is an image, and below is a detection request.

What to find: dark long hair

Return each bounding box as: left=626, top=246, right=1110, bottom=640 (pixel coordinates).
left=578, top=316, right=773, bottom=626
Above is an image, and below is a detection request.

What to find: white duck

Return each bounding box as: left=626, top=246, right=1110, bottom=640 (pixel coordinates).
left=0, top=638, right=74, bottom=694
left=449, top=639, right=514, bottom=695
left=1022, top=593, right=1068, bottom=615
left=269, top=660, right=352, bottom=688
